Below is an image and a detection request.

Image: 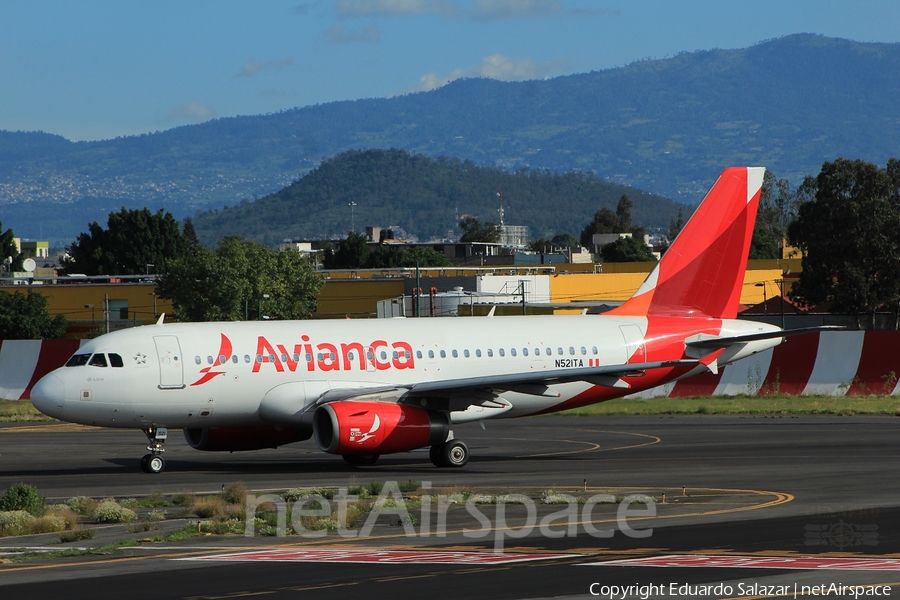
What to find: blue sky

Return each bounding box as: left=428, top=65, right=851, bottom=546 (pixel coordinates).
left=2, top=0, right=900, bottom=141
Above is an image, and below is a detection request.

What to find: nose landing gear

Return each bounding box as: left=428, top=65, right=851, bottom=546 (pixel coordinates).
left=141, top=426, right=168, bottom=473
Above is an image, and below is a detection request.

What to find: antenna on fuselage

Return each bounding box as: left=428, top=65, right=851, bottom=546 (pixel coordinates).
left=156, top=313, right=165, bottom=326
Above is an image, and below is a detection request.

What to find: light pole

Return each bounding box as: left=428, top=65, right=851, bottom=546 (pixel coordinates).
left=348, top=201, right=358, bottom=233
left=258, top=294, right=270, bottom=320
left=754, top=282, right=768, bottom=317
left=84, top=304, right=95, bottom=333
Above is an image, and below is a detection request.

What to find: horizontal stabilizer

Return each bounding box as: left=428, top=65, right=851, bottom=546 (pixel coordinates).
left=685, top=326, right=845, bottom=350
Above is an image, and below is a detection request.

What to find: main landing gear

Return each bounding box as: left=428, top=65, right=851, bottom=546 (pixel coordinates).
left=429, top=438, right=469, bottom=468
left=140, top=426, right=168, bottom=474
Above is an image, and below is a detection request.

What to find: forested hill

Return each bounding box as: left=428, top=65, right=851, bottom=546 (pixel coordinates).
left=191, top=149, right=681, bottom=246
left=3, top=33, right=900, bottom=243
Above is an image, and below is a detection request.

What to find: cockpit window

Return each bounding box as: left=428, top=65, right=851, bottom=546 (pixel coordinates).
left=89, top=353, right=108, bottom=367
left=109, top=353, right=124, bottom=368
left=65, top=353, right=91, bottom=367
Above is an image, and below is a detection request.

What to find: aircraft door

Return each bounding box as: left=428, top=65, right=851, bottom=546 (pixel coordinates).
left=154, top=335, right=185, bottom=389
left=619, top=325, right=646, bottom=363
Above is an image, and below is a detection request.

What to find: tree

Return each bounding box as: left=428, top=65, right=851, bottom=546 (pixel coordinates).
left=579, top=208, right=619, bottom=247
left=751, top=171, right=797, bottom=259
left=788, top=158, right=900, bottom=326
left=323, top=231, right=370, bottom=269
left=615, top=194, right=633, bottom=231
left=64, top=208, right=190, bottom=275
left=0, top=290, right=67, bottom=339
left=599, top=237, right=657, bottom=263
left=0, top=220, right=24, bottom=273
left=667, top=207, right=684, bottom=243
left=459, top=217, right=500, bottom=243
left=157, top=236, right=322, bottom=322
left=550, top=232, right=579, bottom=249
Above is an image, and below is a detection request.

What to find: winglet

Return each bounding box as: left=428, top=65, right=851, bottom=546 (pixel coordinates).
left=608, top=167, right=765, bottom=319
left=156, top=313, right=165, bottom=326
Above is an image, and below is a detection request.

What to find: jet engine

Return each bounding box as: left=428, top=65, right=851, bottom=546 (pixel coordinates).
left=184, top=426, right=310, bottom=452
left=313, top=401, right=449, bottom=456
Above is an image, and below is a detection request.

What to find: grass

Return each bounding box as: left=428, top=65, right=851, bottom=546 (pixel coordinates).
left=0, top=401, right=56, bottom=422
left=560, top=395, right=900, bottom=416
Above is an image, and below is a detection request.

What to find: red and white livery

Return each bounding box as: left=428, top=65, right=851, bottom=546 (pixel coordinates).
left=32, top=167, right=808, bottom=473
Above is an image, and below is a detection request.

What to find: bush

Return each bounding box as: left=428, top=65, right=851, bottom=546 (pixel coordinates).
left=193, top=497, right=227, bottom=519
left=67, top=496, right=99, bottom=516
left=94, top=500, right=137, bottom=523
left=221, top=482, right=247, bottom=506
left=59, top=528, right=95, bottom=543
left=0, top=510, right=33, bottom=535
left=0, top=483, right=45, bottom=515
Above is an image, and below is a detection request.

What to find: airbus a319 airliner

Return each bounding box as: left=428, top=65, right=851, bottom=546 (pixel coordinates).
left=32, top=167, right=814, bottom=473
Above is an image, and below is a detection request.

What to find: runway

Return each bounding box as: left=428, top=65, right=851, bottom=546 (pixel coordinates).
left=1, top=415, right=899, bottom=599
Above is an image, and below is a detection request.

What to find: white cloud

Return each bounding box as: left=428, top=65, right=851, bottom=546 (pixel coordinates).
left=408, top=53, right=568, bottom=92
left=167, top=102, right=215, bottom=122
left=335, top=0, right=457, bottom=18
left=237, top=57, right=295, bottom=78
left=325, top=23, right=382, bottom=43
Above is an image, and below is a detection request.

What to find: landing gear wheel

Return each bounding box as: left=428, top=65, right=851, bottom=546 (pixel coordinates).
left=442, top=440, right=469, bottom=467
left=140, top=454, right=164, bottom=473
left=430, top=440, right=469, bottom=467
left=342, top=454, right=379, bottom=466
left=429, top=444, right=444, bottom=467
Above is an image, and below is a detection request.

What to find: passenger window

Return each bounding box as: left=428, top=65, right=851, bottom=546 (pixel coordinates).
left=452, top=349, right=458, bottom=358
left=256, top=354, right=263, bottom=363
left=428, top=350, right=434, bottom=359
left=232, top=355, right=238, bottom=363
left=499, top=348, right=505, bottom=357
left=416, top=350, right=423, bottom=359
left=569, top=347, right=575, bottom=355
left=108, top=353, right=124, bottom=368
left=244, top=355, right=251, bottom=363
left=511, top=348, right=517, bottom=357
left=89, top=353, right=108, bottom=367
left=219, top=355, right=227, bottom=364
left=280, top=354, right=288, bottom=362
left=207, top=356, right=214, bottom=365
left=557, top=347, right=563, bottom=355
left=194, top=356, right=202, bottom=365
left=464, top=349, right=470, bottom=358
left=293, top=353, right=300, bottom=362
left=592, top=346, right=598, bottom=355
left=65, top=354, right=91, bottom=367
left=534, top=348, right=540, bottom=356
left=522, top=348, right=528, bottom=356
left=440, top=350, right=446, bottom=358
left=476, top=349, right=482, bottom=358
left=581, top=347, right=587, bottom=355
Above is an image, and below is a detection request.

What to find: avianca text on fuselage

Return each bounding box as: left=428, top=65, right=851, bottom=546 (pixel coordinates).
left=252, top=335, right=415, bottom=374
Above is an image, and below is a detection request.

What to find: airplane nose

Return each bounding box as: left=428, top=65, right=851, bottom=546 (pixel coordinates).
left=31, top=373, right=66, bottom=419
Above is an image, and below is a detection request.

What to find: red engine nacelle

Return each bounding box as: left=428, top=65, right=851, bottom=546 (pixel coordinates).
left=313, top=402, right=449, bottom=456
left=184, top=426, right=309, bottom=452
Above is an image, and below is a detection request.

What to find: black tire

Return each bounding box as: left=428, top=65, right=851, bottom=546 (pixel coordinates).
left=342, top=454, right=379, bottom=466
left=442, top=440, right=469, bottom=468
left=429, top=444, right=445, bottom=467
left=147, top=455, right=165, bottom=474
left=140, top=454, right=151, bottom=473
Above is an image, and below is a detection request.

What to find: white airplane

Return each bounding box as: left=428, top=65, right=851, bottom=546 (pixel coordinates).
left=31, top=167, right=816, bottom=474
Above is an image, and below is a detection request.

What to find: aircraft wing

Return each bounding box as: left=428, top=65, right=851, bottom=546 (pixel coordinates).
left=307, top=359, right=699, bottom=410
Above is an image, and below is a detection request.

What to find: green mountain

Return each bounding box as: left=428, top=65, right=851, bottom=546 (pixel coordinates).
left=2, top=34, right=899, bottom=244
left=190, top=149, right=680, bottom=246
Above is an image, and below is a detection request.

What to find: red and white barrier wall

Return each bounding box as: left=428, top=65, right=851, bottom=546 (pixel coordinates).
left=0, top=340, right=85, bottom=401
left=630, top=331, right=900, bottom=398
left=1, top=332, right=900, bottom=402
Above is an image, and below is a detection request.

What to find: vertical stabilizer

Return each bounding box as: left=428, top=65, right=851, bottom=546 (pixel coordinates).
left=609, top=167, right=765, bottom=319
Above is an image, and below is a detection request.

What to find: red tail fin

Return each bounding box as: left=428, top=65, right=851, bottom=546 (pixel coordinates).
left=609, top=167, right=765, bottom=319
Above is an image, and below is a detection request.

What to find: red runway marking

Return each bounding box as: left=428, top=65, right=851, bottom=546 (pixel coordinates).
left=590, top=554, right=900, bottom=571
left=182, top=549, right=569, bottom=565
